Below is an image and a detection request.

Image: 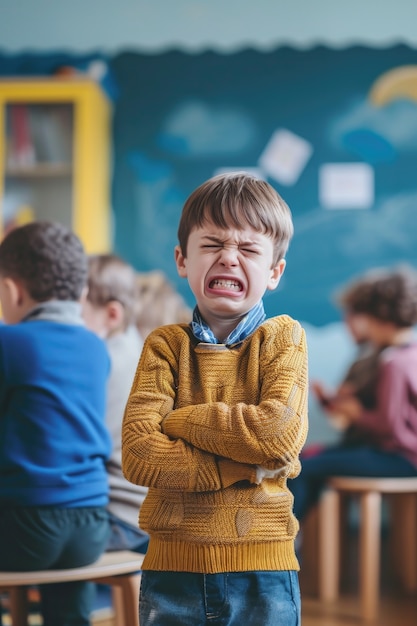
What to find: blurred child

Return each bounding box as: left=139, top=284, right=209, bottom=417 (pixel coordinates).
left=122, top=172, right=308, bottom=626
left=311, top=273, right=384, bottom=438
left=135, top=269, right=191, bottom=340
left=82, top=253, right=148, bottom=553
left=290, top=265, right=417, bottom=522
left=0, top=221, right=111, bottom=626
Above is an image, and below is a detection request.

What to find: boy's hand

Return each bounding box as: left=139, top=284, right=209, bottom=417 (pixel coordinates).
left=311, top=380, right=333, bottom=407
left=217, top=457, right=257, bottom=488
left=330, top=395, right=363, bottom=422
left=255, top=465, right=288, bottom=483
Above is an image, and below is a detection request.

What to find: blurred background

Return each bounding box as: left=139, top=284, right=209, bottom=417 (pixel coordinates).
left=1, top=0, right=417, bottom=446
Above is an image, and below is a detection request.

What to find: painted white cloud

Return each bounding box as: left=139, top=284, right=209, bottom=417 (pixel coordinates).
left=159, top=100, right=256, bottom=156
left=338, top=190, right=417, bottom=256
left=293, top=189, right=417, bottom=258
left=330, top=97, right=417, bottom=152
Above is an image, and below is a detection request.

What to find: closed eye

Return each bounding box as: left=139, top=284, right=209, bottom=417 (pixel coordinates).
left=240, top=246, right=261, bottom=254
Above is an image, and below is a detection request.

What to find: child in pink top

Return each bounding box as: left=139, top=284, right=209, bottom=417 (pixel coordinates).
left=290, top=265, right=417, bottom=521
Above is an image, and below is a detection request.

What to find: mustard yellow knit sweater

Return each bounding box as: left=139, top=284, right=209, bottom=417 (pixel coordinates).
left=122, top=314, right=308, bottom=573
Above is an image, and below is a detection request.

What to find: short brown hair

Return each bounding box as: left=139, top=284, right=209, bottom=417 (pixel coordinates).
left=337, top=265, right=417, bottom=328
left=135, top=270, right=192, bottom=339
left=0, top=221, right=87, bottom=301
left=87, top=254, right=137, bottom=328
left=177, top=172, right=294, bottom=265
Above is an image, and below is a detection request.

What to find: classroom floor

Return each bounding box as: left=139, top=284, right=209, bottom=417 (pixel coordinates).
left=0, top=585, right=114, bottom=626
left=93, top=597, right=417, bottom=626
left=299, top=525, right=417, bottom=626
left=2, top=587, right=416, bottom=626
left=2, top=535, right=416, bottom=626
left=301, top=593, right=417, bottom=626
left=90, top=590, right=417, bottom=626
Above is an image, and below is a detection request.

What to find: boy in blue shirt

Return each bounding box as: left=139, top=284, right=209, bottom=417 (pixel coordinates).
left=0, top=221, right=111, bottom=626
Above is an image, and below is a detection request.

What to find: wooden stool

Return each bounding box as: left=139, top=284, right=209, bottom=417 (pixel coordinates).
left=318, top=476, right=417, bottom=621
left=0, top=550, right=144, bottom=626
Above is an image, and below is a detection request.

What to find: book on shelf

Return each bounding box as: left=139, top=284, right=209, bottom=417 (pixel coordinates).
left=30, top=105, right=73, bottom=164
left=7, top=104, right=35, bottom=168
left=6, top=103, right=73, bottom=169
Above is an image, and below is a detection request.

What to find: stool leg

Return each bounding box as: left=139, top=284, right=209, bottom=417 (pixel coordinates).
left=103, top=574, right=140, bottom=626
left=112, top=586, right=126, bottom=626
left=359, top=491, right=381, bottom=622
left=389, top=493, right=402, bottom=583
left=8, top=587, right=30, bottom=626
left=319, top=488, right=340, bottom=602
left=118, top=574, right=141, bottom=626
left=300, top=506, right=319, bottom=596
left=400, top=494, right=417, bottom=592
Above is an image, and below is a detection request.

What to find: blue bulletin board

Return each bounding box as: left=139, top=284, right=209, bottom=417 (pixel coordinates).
left=109, top=45, right=417, bottom=327
left=1, top=45, right=417, bottom=328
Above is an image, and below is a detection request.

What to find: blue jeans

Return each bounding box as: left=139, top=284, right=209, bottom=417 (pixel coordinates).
left=139, top=570, right=301, bottom=626
left=289, top=444, right=417, bottom=521
left=106, top=511, right=149, bottom=553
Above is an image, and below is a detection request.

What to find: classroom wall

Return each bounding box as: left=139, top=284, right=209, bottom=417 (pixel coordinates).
left=1, top=0, right=417, bottom=53
left=1, top=0, right=417, bottom=444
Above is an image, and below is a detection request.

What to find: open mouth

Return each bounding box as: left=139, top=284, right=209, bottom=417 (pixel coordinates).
left=209, top=278, right=243, bottom=292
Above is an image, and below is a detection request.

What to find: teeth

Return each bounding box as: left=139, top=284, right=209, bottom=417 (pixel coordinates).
left=211, top=279, right=241, bottom=290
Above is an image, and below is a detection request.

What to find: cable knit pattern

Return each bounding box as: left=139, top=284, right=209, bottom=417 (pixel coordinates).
left=122, top=314, right=308, bottom=573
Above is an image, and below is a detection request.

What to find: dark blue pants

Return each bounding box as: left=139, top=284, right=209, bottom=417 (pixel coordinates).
left=289, top=444, right=417, bottom=522
left=0, top=506, right=110, bottom=626
left=106, top=511, right=149, bottom=553
left=139, top=570, right=301, bottom=626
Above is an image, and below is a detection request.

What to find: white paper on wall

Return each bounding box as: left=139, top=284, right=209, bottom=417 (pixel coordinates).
left=258, top=128, right=313, bottom=186
left=319, top=162, right=374, bottom=209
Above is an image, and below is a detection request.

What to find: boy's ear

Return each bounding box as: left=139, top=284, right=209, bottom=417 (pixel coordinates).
left=106, top=300, right=125, bottom=331
left=5, top=277, right=25, bottom=306
left=267, top=259, right=286, bottom=292
left=174, top=245, right=187, bottom=278
left=79, top=286, right=89, bottom=304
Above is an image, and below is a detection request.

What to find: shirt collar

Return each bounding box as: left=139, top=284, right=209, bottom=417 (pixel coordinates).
left=190, top=300, right=266, bottom=348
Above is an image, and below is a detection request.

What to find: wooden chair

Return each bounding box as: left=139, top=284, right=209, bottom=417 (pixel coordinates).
left=0, top=550, right=144, bottom=626
left=317, top=476, right=417, bottom=621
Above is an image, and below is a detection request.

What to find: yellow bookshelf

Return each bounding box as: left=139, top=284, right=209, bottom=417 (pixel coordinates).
left=0, top=77, right=112, bottom=253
